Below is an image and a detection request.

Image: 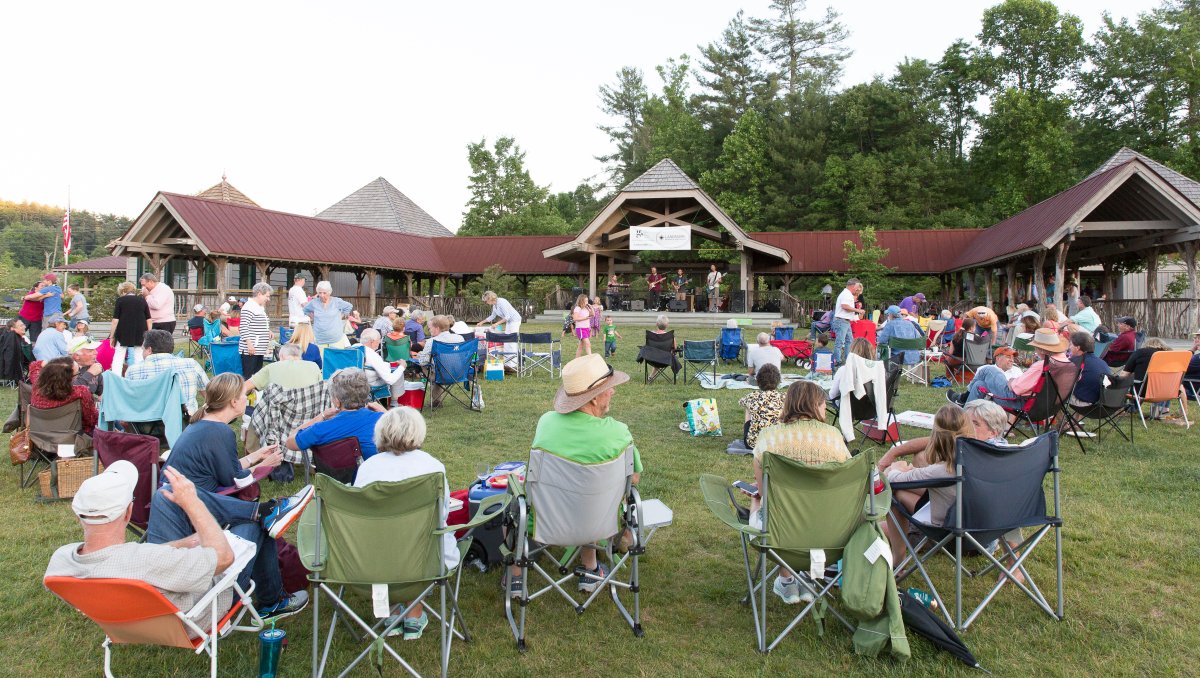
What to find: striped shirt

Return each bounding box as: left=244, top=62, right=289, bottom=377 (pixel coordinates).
left=238, top=298, right=271, bottom=356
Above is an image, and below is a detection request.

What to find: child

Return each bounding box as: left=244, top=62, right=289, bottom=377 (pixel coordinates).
left=589, top=296, right=604, bottom=338
left=571, top=294, right=593, bottom=357
left=602, top=315, right=622, bottom=357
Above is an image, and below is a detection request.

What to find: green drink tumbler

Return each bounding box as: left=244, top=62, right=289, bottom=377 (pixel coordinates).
left=259, top=628, right=286, bottom=677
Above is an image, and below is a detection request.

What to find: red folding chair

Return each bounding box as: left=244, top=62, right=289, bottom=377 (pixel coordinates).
left=92, top=428, right=160, bottom=538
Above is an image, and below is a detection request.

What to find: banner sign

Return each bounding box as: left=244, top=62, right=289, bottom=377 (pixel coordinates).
left=630, top=225, right=691, bottom=250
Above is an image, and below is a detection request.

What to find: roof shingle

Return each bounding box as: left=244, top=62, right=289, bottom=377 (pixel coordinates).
left=622, top=159, right=701, bottom=192
left=317, top=177, right=453, bottom=238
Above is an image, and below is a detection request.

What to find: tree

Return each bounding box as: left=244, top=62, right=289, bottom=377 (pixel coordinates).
left=936, top=39, right=983, bottom=161
left=972, top=89, right=1075, bottom=217
left=459, top=137, right=570, bottom=236
left=976, top=0, right=1084, bottom=95
left=695, top=11, right=776, bottom=141
left=639, top=57, right=713, bottom=179
left=839, top=226, right=901, bottom=301
left=597, top=67, right=650, bottom=186
left=465, top=264, right=518, bottom=301
left=701, top=108, right=771, bottom=229
left=749, top=0, right=850, bottom=95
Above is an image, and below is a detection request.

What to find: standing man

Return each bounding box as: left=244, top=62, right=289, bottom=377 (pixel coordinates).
left=645, top=267, right=665, bottom=311
left=832, top=278, right=865, bottom=365
left=141, top=273, right=177, bottom=335
left=40, top=274, right=65, bottom=331
left=706, top=265, right=724, bottom=313
left=477, top=291, right=521, bottom=370
left=303, top=281, right=353, bottom=351
left=287, top=274, right=309, bottom=327
left=606, top=274, right=623, bottom=311
left=673, top=268, right=688, bottom=305
left=898, top=292, right=925, bottom=316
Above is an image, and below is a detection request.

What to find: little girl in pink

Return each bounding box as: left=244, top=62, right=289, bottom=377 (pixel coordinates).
left=571, top=294, right=593, bottom=357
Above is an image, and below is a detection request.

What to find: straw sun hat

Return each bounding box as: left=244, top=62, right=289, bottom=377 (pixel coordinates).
left=1029, top=327, right=1069, bottom=353
left=553, top=353, right=629, bottom=414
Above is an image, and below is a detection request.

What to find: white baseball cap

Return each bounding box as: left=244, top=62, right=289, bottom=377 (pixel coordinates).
left=68, top=337, right=103, bottom=353
left=71, top=460, right=138, bottom=525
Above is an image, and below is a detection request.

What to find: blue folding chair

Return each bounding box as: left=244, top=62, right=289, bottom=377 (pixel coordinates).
left=719, top=327, right=744, bottom=364
left=209, top=340, right=242, bottom=376
left=772, top=325, right=795, bottom=341
left=279, top=326, right=294, bottom=345
left=323, top=346, right=364, bottom=380
left=426, top=339, right=480, bottom=412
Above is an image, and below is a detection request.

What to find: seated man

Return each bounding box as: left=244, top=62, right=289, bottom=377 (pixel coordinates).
left=507, top=354, right=643, bottom=595
left=1067, top=331, right=1109, bottom=408
left=404, top=310, right=427, bottom=353
left=243, top=343, right=321, bottom=394
left=1104, top=316, right=1137, bottom=366
left=33, top=313, right=70, bottom=362
left=745, top=332, right=783, bottom=381
left=356, top=328, right=406, bottom=405
left=414, top=314, right=463, bottom=367
left=46, top=463, right=239, bottom=624
left=186, top=304, right=207, bottom=342
left=372, top=305, right=400, bottom=336
left=876, top=305, right=925, bottom=365
left=1069, top=296, right=1101, bottom=334
left=286, top=368, right=385, bottom=462
left=68, top=337, right=105, bottom=396
left=948, top=346, right=1023, bottom=405
left=126, top=329, right=209, bottom=417
left=808, top=309, right=832, bottom=341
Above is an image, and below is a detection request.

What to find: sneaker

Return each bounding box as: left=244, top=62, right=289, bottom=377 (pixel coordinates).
left=258, top=590, right=309, bottom=621
left=262, top=485, right=315, bottom=539
left=772, top=575, right=800, bottom=604
left=946, top=390, right=965, bottom=406
left=402, top=611, right=429, bottom=641
left=577, top=563, right=609, bottom=593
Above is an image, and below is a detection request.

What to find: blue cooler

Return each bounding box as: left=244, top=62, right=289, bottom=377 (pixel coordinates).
left=465, top=462, right=525, bottom=570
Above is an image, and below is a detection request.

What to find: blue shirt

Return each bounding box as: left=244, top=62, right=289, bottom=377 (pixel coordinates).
left=877, top=317, right=925, bottom=364
left=33, top=329, right=68, bottom=361
left=404, top=319, right=426, bottom=344
left=68, top=292, right=89, bottom=321
left=295, top=408, right=384, bottom=460
left=41, top=285, right=63, bottom=318
left=1072, top=352, right=1109, bottom=404
left=163, top=420, right=241, bottom=493
left=303, top=296, right=353, bottom=344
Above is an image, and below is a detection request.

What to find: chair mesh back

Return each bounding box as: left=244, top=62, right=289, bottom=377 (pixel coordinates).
left=485, top=331, right=519, bottom=344
left=93, top=429, right=160, bottom=528
left=1142, top=351, right=1190, bottom=401
left=322, top=347, right=364, bottom=380
left=431, top=339, right=477, bottom=385
left=683, top=340, right=716, bottom=361
left=963, top=336, right=991, bottom=369
left=1100, top=374, right=1133, bottom=409
left=953, top=435, right=1053, bottom=542
left=209, top=341, right=241, bottom=376
left=520, top=332, right=553, bottom=345
left=762, top=454, right=869, bottom=567
left=527, top=447, right=632, bottom=546
left=384, top=336, right=411, bottom=362
left=644, top=330, right=675, bottom=352
left=313, top=474, right=444, bottom=590
left=28, top=401, right=83, bottom=452
left=720, top=328, right=742, bottom=359
left=311, top=437, right=362, bottom=484
left=44, top=577, right=195, bottom=649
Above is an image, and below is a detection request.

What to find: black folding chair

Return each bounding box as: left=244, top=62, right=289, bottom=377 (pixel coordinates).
left=949, top=334, right=990, bottom=384
left=989, top=361, right=1084, bottom=453
left=890, top=434, right=1064, bottom=631
left=1070, top=373, right=1134, bottom=446
left=484, top=331, right=520, bottom=372
left=637, top=331, right=679, bottom=385
left=681, top=340, right=717, bottom=386
left=827, top=362, right=902, bottom=446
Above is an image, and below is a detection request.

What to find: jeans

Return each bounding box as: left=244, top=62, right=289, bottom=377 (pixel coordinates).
left=146, top=488, right=282, bottom=607
left=604, top=339, right=616, bottom=357
left=966, top=365, right=1016, bottom=403
left=831, top=318, right=852, bottom=364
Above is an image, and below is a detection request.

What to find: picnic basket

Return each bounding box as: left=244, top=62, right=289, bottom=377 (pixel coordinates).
left=39, top=458, right=102, bottom=499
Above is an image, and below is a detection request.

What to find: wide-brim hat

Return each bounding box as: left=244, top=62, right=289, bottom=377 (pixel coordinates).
left=553, top=354, right=629, bottom=414
left=1030, top=327, right=1069, bottom=353
left=450, top=321, right=472, bottom=334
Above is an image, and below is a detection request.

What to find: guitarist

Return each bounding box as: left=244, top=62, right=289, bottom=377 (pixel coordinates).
left=672, top=268, right=689, bottom=303
left=645, top=267, right=666, bottom=311
left=705, top=264, right=724, bottom=313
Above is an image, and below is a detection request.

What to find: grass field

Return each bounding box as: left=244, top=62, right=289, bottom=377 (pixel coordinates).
left=2, top=323, right=1199, bottom=677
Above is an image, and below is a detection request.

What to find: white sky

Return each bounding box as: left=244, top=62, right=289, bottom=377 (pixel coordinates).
left=2, top=0, right=1161, bottom=232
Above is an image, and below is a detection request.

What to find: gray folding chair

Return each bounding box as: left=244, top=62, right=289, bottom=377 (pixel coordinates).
left=502, top=447, right=671, bottom=651
left=890, top=434, right=1064, bottom=631
left=518, top=332, right=560, bottom=378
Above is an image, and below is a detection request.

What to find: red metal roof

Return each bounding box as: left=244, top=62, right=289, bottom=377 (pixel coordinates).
left=750, top=229, right=980, bottom=274
left=161, top=193, right=575, bottom=275
left=54, top=255, right=128, bottom=273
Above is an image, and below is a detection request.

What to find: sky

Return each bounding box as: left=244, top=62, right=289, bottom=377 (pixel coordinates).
left=2, top=0, right=1163, bottom=232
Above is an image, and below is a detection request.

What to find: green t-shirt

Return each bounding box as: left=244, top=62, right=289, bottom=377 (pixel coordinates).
left=250, top=359, right=322, bottom=391
left=603, top=323, right=617, bottom=340
left=531, top=410, right=643, bottom=473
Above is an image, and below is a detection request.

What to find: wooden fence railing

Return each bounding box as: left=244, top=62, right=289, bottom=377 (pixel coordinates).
left=410, top=296, right=538, bottom=323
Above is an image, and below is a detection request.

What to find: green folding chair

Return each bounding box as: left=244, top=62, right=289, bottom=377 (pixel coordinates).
left=699, top=453, right=888, bottom=653
left=298, top=473, right=509, bottom=678
left=384, top=335, right=412, bottom=363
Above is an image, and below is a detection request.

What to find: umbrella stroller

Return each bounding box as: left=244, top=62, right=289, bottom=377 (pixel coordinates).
left=899, top=591, right=986, bottom=672
left=769, top=339, right=813, bottom=368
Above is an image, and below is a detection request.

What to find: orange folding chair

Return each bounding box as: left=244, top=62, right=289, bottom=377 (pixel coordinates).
left=44, top=534, right=262, bottom=678
left=1132, top=350, right=1192, bottom=429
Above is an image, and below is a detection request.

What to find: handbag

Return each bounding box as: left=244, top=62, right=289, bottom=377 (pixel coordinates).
left=9, top=428, right=30, bottom=465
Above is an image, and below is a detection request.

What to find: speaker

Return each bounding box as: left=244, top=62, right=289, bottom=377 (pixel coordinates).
left=730, top=293, right=745, bottom=313
left=667, top=299, right=687, bottom=312
left=630, top=300, right=645, bottom=311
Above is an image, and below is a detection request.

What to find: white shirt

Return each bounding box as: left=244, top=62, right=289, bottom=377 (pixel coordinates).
left=834, top=288, right=858, bottom=321
left=287, top=285, right=308, bottom=324
left=362, top=345, right=404, bottom=387
left=354, top=450, right=460, bottom=569
left=746, top=344, right=784, bottom=375
left=1003, top=364, right=1023, bottom=380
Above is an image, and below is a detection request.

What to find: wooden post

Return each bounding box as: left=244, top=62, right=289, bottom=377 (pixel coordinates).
left=1032, top=251, right=1047, bottom=314
left=438, top=275, right=447, bottom=296
left=255, top=261, right=270, bottom=285
left=1146, top=247, right=1159, bottom=336
left=740, top=251, right=750, bottom=311
left=984, top=268, right=994, bottom=310
left=366, top=269, right=377, bottom=315
left=1053, top=240, right=1070, bottom=313
left=211, top=256, right=229, bottom=302
left=317, top=265, right=331, bottom=286
left=588, top=252, right=597, bottom=299
left=404, top=272, right=414, bottom=299
left=1184, top=241, right=1198, bottom=334
left=1005, top=262, right=1017, bottom=311
left=954, top=272, right=964, bottom=302
left=354, top=271, right=365, bottom=299
left=82, top=274, right=93, bottom=292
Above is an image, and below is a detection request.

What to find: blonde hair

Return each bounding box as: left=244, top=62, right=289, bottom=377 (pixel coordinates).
left=575, top=294, right=589, bottom=309
left=1043, top=307, right=1061, bottom=323
left=374, top=406, right=427, bottom=454
left=1143, top=337, right=1169, bottom=351
left=117, top=281, right=136, bottom=295
left=195, top=373, right=244, bottom=423
left=849, top=337, right=875, bottom=360
left=780, top=380, right=827, bottom=423
left=482, top=291, right=498, bottom=303
left=288, top=321, right=315, bottom=352
left=430, top=314, right=452, bottom=331
left=924, top=404, right=973, bottom=471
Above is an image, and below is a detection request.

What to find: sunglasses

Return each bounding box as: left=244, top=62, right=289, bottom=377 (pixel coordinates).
left=571, top=363, right=615, bottom=396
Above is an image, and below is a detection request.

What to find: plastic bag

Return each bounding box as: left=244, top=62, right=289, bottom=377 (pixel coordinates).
left=684, top=398, right=722, bottom=436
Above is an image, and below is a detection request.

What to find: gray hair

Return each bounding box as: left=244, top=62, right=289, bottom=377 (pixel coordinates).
left=141, top=329, right=174, bottom=355
left=482, top=291, right=498, bottom=303
left=409, top=309, right=424, bottom=321
left=756, top=332, right=770, bottom=346
left=315, top=280, right=333, bottom=294
left=964, top=400, right=1008, bottom=438
left=846, top=277, right=861, bottom=287
left=139, top=273, right=158, bottom=283
left=374, top=406, right=427, bottom=454
left=655, top=314, right=669, bottom=330
left=329, top=368, right=371, bottom=409
left=251, top=282, right=273, bottom=297
left=278, top=343, right=302, bottom=359
left=359, top=328, right=381, bottom=343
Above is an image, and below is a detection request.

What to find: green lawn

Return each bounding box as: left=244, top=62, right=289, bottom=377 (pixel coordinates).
left=2, top=323, right=1198, bottom=677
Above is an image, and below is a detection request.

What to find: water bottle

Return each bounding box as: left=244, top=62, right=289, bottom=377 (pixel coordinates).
left=870, top=467, right=884, bottom=495
left=906, top=587, right=938, bottom=611
left=258, top=627, right=286, bottom=678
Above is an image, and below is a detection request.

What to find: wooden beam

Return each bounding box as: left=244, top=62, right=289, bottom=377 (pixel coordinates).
left=1005, top=262, right=1017, bottom=310
left=367, top=269, right=377, bottom=315
left=1032, top=250, right=1047, bottom=314
left=984, top=268, right=994, bottom=309
left=211, top=257, right=229, bottom=301
left=255, top=261, right=270, bottom=284
left=1069, top=225, right=1200, bottom=262
left=405, top=272, right=414, bottom=298
left=113, top=242, right=186, bottom=256
left=161, top=237, right=197, bottom=246
left=1184, top=241, right=1198, bottom=334
left=1079, top=220, right=1177, bottom=231
left=1053, top=240, right=1070, bottom=312
left=588, top=252, right=597, bottom=298
left=1146, top=248, right=1159, bottom=335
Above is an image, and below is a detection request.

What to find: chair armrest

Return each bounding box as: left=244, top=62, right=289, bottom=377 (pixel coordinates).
left=888, top=477, right=959, bottom=492
left=438, top=492, right=512, bottom=534
left=698, top=474, right=761, bottom=535
left=184, top=532, right=257, bottom=616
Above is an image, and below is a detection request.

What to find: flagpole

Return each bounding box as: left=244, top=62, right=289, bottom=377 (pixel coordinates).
left=62, top=187, right=71, bottom=290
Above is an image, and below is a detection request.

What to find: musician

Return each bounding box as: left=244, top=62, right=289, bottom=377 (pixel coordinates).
left=673, top=269, right=688, bottom=302
left=606, top=275, right=623, bottom=310
left=706, top=265, right=724, bottom=313
left=646, top=267, right=666, bottom=311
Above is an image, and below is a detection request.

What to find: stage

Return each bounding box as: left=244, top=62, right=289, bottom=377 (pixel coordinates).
left=531, top=308, right=787, bottom=328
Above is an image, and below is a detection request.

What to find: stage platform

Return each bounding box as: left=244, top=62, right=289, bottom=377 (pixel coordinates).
left=531, top=309, right=787, bottom=328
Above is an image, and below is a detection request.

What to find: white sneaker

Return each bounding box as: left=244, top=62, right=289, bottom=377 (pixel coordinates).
left=772, top=576, right=815, bottom=605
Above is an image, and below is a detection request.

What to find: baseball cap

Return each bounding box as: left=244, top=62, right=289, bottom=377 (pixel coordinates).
left=382, top=305, right=398, bottom=315
left=71, top=460, right=138, bottom=525
left=46, top=313, right=67, bottom=325
left=885, top=305, right=902, bottom=317
left=993, top=346, right=1017, bottom=358
left=1118, top=316, right=1137, bottom=328
left=193, top=303, right=206, bottom=313
left=69, top=337, right=103, bottom=353
left=43, top=273, right=58, bottom=283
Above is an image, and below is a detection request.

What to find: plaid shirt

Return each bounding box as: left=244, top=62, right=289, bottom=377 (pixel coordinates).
left=249, top=381, right=331, bottom=463
left=126, top=353, right=209, bottom=414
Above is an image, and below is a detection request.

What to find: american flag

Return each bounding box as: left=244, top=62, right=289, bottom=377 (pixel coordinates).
left=61, top=209, right=71, bottom=260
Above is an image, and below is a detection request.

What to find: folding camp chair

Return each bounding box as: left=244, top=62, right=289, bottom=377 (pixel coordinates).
left=987, top=361, right=1084, bottom=451
left=383, top=334, right=412, bottom=363
left=92, top=428, right=160, bottom=538
left=25, top=401, right=91, bottom=492
left=279, top=326, right=294, bottom=345
left=518, top=332, right=561, bottom=378
left=502, top=447, right=671, bottom=651
left=208, top=340, right=241, bottom=377
left=949, top=334, right=990, bottom=385
left=638, top=330, right=679, bottom=384
left=426, top=339, right=480, bottom=412
left=682, top=339, right=718, bottom=386
left=484, top=331, right=520, bottom=370
left=890, top=434, right=1064, bottom=631
left=322, top=346, right=364, bottom=380
left=887, top=336, right=928, bottom=386
left=302, top=436, right=361, bottom=484
left=924, top=319, right=947, bottom=353
left=719, top=327, right=744, bottom=364
left=299, top=473, right=507, bottom=678
left=826, top=362, right=901, bottom=446
left=811, top=348, right=834, bottom=376
left=773, top=325, right=795, bottom=341
left=44, top=533, right=264, bottom=678
left=1070, top=373, right=1134, bottom=445
left=851, top=319, right=877, bottom=348
left=1131, top=350, right=1192, bottom=429
left=699, top=452, right=888, bottom=652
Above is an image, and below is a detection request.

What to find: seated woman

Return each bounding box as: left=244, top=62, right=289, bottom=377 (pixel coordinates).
left=738, top=364, right=784, bottom=449
left=403, top=311, right=427, bottom=353
left=942, top=317, right=977, bottom=375
left=749, top=379, right=850, bottom=604
left=383, top=318, right=410, bottom=360
left=30, top=356, right=98, bottom=434
left=286, top=318, right=322, bottom=368
left=209, top=309, right=237, bottom=338
left=828, top=337, right=875, bottom=400
left=1041, top=307, right=1062, bottom=332
left=354, top=406, right=458, bottom=640
left=286, top=368, right=385, bottom=461
left=226, top=304, right=242, bottom=333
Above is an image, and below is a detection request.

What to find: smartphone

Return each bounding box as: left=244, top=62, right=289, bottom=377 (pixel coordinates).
left=732, top=480, right=759, bottom=497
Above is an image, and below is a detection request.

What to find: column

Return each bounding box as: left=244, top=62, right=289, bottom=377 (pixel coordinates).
left=405, top=272, right=414, bottom=299
left=1032, top=251, right=1047, bottom=314
left=740, top=251, right=750, bottom=312
left=588, top=252, right=597, bottom=298
left=1053, top=240, right=1069, bottom=312
left=366, top=269, right=377, bottom=316
left=1146, top=248, right=1159, bottom=336
left=1184, top=241, right=1198, bottom=334
left=212, top=257, right=229, bottom=302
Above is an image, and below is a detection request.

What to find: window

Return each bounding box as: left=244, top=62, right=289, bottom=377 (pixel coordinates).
left=237, top=263, right=256, bottom=290
left=200, top=262, right=217, bottom=289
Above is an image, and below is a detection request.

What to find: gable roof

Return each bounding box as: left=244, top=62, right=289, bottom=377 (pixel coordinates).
left=622, top=158, right=702, bottom=192
left=1088, top=147, right=1200, bottom=208
left=317, top=177, right=453, bottom=238
left=195, top=176, right=258, bottom=207
left=53, top=255, right=128, bottom=274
